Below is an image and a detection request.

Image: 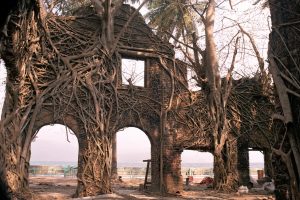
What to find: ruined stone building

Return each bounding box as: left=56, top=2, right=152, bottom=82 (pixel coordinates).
left=0, top=3, right=273, bottom=197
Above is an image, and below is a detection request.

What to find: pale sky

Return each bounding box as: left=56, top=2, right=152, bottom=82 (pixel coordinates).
left=121, top=58, right=145, bottom=87
left=117, top=127, right=151, bottom=163
left=31, top=125, right=79, bottom=162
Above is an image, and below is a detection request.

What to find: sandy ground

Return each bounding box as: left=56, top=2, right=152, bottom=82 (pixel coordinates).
left=29, top=176, right=274, bottom=200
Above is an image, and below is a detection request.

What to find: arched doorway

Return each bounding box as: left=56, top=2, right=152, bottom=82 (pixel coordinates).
left=113, top=127, right=151, bottom=187
left=29, top=124, right=79, bottom=198
left=181, top=150, right=214, bottom=189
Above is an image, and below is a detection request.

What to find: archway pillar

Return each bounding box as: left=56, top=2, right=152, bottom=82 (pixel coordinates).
left=150, top=138, right=161, bottom=191
left=75, top=133, right=112, bottom=197
left=264, top=149, right=273, bottom=178
left=237, top=138, right=250, bottom=186
left=111, top=133, right=118, bottom=179
left=162, top=126, right=183, bottom=194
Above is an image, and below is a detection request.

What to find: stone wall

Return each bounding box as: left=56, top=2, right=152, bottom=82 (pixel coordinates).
left=1, top=3, right=273, bottom=196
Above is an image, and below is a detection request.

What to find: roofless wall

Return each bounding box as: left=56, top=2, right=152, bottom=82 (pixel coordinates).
left=0, top=2, right=273, bottom=198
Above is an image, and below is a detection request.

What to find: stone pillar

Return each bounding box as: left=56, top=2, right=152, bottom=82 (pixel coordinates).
left=150, top=140, right=160, bottom=192
left=111, top=133, right=118, bottom=179
left=237, top=140, right=250, bottom=186
left=75, top=134, right=112, bottom=197
left=264, top=149, right=273, bottom=178
left=162, top=127, right=183, bottom=194
left=163, top=148, right=183, bottom=194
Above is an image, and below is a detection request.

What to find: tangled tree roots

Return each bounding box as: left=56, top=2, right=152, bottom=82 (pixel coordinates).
left=0, top=3, right=173, bottom=197
left=28, top=15, right=120, bottom=196
left=0, top=2, right=275, bottom=197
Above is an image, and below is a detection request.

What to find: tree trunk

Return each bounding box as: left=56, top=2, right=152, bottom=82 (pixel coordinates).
left=204, top=0, right=238, bottom=191
left=0, top=75, right=36, bottom=199
left=213, top=136, right=238, bottom=191
left=269, top=0, right=300, bottom=199
left=0, top=0, right=41, bottom=198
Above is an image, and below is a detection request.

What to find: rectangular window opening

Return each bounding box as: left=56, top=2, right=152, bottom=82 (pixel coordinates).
left=121, top=58, right=145, bottom=87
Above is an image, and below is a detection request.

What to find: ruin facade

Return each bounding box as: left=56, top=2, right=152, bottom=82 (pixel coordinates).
left=0, top=3, right=273, bottom=197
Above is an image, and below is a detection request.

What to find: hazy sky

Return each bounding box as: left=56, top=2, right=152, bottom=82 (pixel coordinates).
left=31, top=125, right=79, bottom=162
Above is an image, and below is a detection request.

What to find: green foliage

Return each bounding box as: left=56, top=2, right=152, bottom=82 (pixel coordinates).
left=44, top=0, right=91, bottom=15
left=43, top=0, right=143, bottom=16
left=145, top=0, right=206, bottom=43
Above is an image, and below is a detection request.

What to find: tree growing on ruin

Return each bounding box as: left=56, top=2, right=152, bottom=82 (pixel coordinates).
left=0, top=0, right=149, bottom=198
left=146, top=0, right=270, bottom=191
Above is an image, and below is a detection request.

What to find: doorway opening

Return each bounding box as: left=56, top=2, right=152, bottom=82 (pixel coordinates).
left=249, top=150, right=264, bottom=180
left=114, top=127, right=151, bottom=187
left=29, top=124, right=79, bottom=198
left=181, top=150, right=213, bottom=189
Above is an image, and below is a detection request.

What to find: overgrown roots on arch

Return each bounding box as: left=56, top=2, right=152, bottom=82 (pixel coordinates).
left=0, top=6, right=122, bottom=196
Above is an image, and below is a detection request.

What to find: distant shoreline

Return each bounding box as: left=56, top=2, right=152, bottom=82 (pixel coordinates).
left=30, top=161, right=264, bottom=168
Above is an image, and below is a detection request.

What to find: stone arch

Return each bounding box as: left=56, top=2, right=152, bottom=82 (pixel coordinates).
left=112, top=124, right=160, bottom=191
left=116, top=124, right=155, bottom=146
left=113, top=126, right=151, bottom=170
left=22, top=107, right=83, bottom=184
left=32, top=107, right=84, bottom=139
left=30, top=123, right=79, bottom=168
left=31, top=121, right=80, bottom=167
left=25, top=107, right=96, bottom=196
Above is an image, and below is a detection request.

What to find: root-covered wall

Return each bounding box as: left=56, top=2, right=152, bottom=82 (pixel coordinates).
left=0, top=2, right=274, bottom=198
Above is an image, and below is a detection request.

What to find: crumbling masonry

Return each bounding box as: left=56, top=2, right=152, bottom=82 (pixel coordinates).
left=0, top=4, right=273, bottom=196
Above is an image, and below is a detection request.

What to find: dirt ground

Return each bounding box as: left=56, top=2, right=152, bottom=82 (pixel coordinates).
left=29, top=176, right=274, bottom=200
